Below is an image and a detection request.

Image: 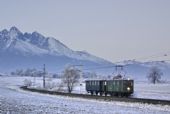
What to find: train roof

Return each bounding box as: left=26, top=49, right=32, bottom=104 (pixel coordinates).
left=85, top=79, right=133, bottom=82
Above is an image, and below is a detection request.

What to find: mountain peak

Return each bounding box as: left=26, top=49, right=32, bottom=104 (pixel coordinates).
left=8, top=26, right=22, bottom=41
left=1, top=29, right=8, bottom=34
left=32, top=31, right=44, bottom=38
left=10, top=26, right=21, bottom=33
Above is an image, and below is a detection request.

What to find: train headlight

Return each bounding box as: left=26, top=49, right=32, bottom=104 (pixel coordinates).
left=127, top=87, right=130, bottom=91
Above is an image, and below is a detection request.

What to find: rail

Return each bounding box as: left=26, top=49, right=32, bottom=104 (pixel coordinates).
left=20, top=86, right=170, bottom=106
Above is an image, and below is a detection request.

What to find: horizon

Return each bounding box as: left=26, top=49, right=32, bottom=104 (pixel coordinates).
left=0, top=0, right=170, bottom=62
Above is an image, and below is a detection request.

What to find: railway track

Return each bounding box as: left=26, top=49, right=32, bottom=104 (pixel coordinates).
left=20, top=86, right=170, bottom=106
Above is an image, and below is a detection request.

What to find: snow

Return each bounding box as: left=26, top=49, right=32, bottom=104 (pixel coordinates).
left=0, top=76, right=170, bottom=114
left=46, top=37, right=109, bottom=63
left=134, top=82, right=170, bottom=100
left=74, top=51, right=109, bottom=64
left=4, top=26, right=21, bottom=48
left=47, top=37, right=72, bottom=54
left=13, top=39, right=48, bottom=55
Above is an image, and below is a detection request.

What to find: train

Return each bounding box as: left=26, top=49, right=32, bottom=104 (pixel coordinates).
left=85, top=77, right=134, bottom=97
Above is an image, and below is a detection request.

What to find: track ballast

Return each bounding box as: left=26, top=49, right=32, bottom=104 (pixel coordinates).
left=20, top=86, right=170, bottom=106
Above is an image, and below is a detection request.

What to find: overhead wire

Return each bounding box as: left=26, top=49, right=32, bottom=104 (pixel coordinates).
left=54, top=51, right=170, bottom=73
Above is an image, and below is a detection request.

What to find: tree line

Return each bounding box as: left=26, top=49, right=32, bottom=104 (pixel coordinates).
left=11, top=68, right=43, bottom=77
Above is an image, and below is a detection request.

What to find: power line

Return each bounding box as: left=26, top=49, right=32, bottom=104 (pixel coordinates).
left=134, top=51, right=170, bottom=61
left=53, top=51, right=170, bottom=73
left=80, top=51, right=170, bottom=71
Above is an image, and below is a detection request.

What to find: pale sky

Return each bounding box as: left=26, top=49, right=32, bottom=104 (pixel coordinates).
left=0, top=0, right=170, bottom=62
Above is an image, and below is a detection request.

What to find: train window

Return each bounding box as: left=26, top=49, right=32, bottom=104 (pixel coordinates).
left=104, top=81, right=107, bottom=85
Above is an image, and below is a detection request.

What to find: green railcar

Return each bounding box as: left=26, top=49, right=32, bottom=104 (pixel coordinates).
left=106, top=80, right=134, bottom=96
left=86, top=80, right=102, bottom=95
left=85, top=79, right=134, bottom=97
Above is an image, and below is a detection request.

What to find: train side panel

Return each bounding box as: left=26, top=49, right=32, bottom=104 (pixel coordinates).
left=107, top=80, right=123, bottom=92
left=86, top=80, right=101, bottom=94
left=106, top=80, right=134, bottom=96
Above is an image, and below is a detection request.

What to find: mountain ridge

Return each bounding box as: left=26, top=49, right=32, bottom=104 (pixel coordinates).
left=0, top=26, right=113, bottom=73
left=0, top=26, right=112, bottom=64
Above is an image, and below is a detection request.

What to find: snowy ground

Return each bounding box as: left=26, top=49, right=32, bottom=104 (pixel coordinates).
left=0, top=76, right=170, bottom=114
left=18, top=76, right=170, bottom=100
left=134, top=82, right=170, bottom=100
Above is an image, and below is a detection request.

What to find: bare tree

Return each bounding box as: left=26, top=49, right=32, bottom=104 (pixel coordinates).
left=23, top=79, right=32, bottom=87
left=62, top=66, right=81, bottom=93
left=147, top=66, right=163, bottom=84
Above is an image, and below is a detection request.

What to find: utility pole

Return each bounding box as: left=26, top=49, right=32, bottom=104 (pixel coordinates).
left=33, top=73, right=36, bottom=86
left=43, top=64, right=46, bottom=88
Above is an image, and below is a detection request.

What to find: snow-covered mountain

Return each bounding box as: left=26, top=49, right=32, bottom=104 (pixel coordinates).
left=0, top=26, right=112, bottom=72
left=0, top=26, right=111, bottom=63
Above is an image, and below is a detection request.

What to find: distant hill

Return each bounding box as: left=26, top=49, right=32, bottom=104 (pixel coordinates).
left=122, top=60, right=170, bottom=81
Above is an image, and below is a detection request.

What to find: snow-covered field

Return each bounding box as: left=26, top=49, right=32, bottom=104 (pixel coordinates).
left=0, top=76, right=170, bottom=114
left=15, top=76, right=170, bottom=100
left=134, top=82, right=170, bottom=100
